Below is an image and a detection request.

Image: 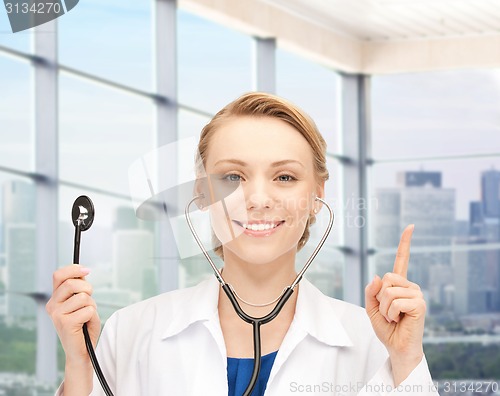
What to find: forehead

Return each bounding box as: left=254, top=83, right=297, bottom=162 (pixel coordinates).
left=205, top=116, right=314, bottom=167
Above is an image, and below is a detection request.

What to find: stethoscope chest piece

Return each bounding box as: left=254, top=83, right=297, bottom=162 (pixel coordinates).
left=72, top=195, right=95, bottom=231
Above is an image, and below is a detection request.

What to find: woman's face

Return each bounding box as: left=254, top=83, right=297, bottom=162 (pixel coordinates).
left=202, top=115, right=324, bottom=265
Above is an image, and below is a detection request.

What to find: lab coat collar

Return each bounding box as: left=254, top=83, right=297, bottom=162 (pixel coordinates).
left=294, top=276, right=353, bottom=347
left=161, top=275, right=220, bottom=340
left=161, top=274, right=353, bottom=348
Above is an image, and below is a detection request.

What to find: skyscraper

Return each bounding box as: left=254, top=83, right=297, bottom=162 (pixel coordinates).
left=112, top=230, right=154, bottom=298
left=454, top=237, right=498, bottom=315
left=6, top=224, right=36, bottom=321
left=2, top=180, right=36, bottom=223
left=2, top=180, right=35, bottom=256
left=2, top=181, right=36, bottom=323
left=469, top=201, right=484, bottom=236
left=481, top=169, right=500, bottom=218
left=467, top=168, right=500, bottom=314
left=375, top=171, right=455, bottom=310
left=398, top=171, right=441, bottom=188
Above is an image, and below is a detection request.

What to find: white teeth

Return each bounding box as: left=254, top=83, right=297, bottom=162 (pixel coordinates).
left=240, top=222, right=279, bottom=231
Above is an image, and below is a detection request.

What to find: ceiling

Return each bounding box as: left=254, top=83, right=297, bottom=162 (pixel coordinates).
left=182, top=0, right=500, bottom=73
left=264, top=0, right=500, bottom=42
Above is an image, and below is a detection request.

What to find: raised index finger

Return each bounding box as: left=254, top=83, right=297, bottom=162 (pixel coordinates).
left=393, top=224, right=414, bottom=279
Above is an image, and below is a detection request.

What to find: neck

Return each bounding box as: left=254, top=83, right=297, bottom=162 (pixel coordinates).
left=219, top=248, right=298, bottom=316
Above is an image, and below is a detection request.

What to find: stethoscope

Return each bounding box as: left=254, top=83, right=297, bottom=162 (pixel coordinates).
left=184, top=194, right=335, bottom=396
left=71, top=193, right=334, bottom=396
left=71, top=196, right=115, bottom=396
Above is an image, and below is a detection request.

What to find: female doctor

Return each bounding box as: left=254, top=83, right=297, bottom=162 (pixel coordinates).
left=46, top=92, right=439, bottom=395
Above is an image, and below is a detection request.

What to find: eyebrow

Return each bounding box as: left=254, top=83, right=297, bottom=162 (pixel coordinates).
left=213, top=159, right=305, bottom=168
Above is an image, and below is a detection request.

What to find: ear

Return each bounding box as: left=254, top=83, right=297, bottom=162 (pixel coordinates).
left=313, top=180, right=326, bottom=213
left=193, top=177, right=209, bottom=211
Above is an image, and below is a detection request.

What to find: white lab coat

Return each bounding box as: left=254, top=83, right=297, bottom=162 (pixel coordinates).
left=56, top=275, right=439, bottom=395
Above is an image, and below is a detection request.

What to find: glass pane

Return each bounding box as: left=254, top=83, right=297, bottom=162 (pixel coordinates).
left=0, top=172, right=38, bottom=389
left=369, top=157, right=500, bottom=383
left=178, top=10, right=252, bottom=114
left=177, top=111, right=210, bottom=275
left=0, top=55, right=32, bottom=171
left=370, top=157, right=500, bottom=250
left=425, top=342, right=500, bottom=389
left=298, top=235, right=345, bottom=300
left=277, top=48, right=341, bottom=155
left=370, top=248, right=500, bottom=385
left=370, top=248, right=500, bottom=384
left=59, top=186, right=157, bottom=322
left=0, top=7, right=30, bottom=53
left=372, top=69, right=500, bottom=159
left=324, top=157, right=343, bottom=247
left=179, top=108, right=210, bottom=141
left=59, top=0, right=152, bottom=91
left=59, top=74, right=154, bottom=195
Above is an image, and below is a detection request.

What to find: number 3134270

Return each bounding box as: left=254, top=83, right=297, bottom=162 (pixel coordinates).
left=5, top=3, right=62, bottom=14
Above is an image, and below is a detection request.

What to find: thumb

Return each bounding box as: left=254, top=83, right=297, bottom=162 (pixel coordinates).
left=365, top=275, right=382, bottom=314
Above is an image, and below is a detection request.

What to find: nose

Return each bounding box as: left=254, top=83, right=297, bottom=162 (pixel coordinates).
left=245, top=179, right=274, bottom=210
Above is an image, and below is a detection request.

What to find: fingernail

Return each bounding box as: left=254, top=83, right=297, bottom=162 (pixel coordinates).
left=409, top=224, right=415, bottom=231
left=79, top=267, right=91, bottom=275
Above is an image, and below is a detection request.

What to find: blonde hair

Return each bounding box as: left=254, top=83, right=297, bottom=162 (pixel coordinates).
left=196, top=92, right=329, bottom=259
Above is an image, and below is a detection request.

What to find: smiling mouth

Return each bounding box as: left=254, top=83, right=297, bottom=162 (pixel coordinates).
left=232, top=220, right=285, bottom=232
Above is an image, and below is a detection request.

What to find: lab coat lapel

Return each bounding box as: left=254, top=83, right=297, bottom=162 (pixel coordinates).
left=160, top=276, right=229, bottom=393
left=267, top=277, right=353, bottom=386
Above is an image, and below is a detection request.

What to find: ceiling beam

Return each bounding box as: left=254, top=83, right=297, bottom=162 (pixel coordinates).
left=180, top=0, right=500, bottom=74
left=364, top=34, right=500, bottom=74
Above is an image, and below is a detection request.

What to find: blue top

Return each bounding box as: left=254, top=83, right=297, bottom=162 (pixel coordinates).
left=227, top=351, right=278, bottom=396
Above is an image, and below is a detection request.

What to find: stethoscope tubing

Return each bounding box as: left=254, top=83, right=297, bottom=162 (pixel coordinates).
left=185, top=195, right=335, bottom=395
left=73, top=221, right=115, bottom=396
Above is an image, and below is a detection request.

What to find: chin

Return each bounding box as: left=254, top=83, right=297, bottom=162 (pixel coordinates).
left=222, top=241, right=299, bottom=266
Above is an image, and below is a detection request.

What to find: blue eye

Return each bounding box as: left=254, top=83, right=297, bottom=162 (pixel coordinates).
left=223, top=174, right=242, bottom=182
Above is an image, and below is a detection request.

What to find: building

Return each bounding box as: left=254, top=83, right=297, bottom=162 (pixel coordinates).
left=398, top=171, right=442, bottom=188
left=464, top=169, right=500, bottom=314
left=5, top=224, right=36, bottom=322
left=481, top=169, right=500, bottom=218
left=2, top=181, right=36, bottom=323
left=374, top=171, right=455, bottom=294
left=454, top=237, right=498, bottom=315
left=112, top=229, right=155, bottom=299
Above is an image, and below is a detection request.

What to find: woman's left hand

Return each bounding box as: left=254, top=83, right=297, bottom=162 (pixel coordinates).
left=364, top=224, right=426, bottom=386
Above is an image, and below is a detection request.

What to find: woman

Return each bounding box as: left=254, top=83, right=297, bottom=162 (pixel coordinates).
left=47, top=92, right=439, bottom=395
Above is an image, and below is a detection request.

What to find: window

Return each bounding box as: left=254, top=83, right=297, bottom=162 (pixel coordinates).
left=371, top=70, right=500, bottom=383
left=59, top=74, right=155, bottom=195
left=0, top=173, right=37, bottom=387
left=0, top=56, right=32, bottom=171
left=0, top=10, right=30, bottom=52
left=58, top=0, right=152, bottom=91
left=177, top=9, right=252, bottom=114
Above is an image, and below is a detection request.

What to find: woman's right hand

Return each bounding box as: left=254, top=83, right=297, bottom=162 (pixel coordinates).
left=46, top=264, right=101, bottom=366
